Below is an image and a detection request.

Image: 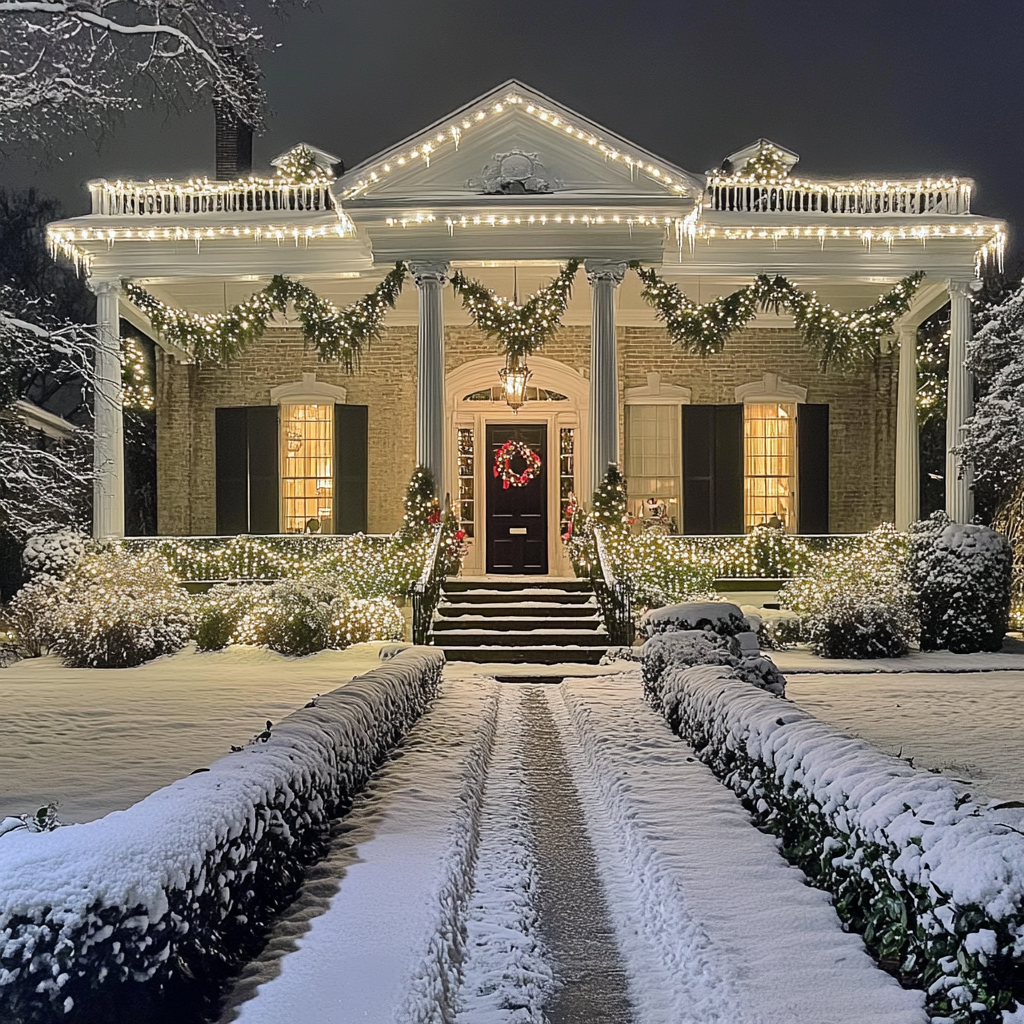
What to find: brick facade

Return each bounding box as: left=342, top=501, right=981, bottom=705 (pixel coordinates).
left=155, top=322, right=896, bottom=536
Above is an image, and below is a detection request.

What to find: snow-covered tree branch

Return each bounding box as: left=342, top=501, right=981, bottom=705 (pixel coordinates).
left=0, top=0, right=303, bottom=151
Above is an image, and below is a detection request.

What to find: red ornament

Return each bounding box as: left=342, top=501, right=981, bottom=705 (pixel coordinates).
left=493, top=440, right=542, bottom=489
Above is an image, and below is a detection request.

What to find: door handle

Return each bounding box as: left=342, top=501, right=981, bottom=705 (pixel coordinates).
left=509, top=527, right=527, bottom=535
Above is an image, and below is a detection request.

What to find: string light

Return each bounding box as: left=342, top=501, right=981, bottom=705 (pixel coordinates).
left=632, top=263, right=925, bottom=369
left=124, top=264, right=407, bottom=367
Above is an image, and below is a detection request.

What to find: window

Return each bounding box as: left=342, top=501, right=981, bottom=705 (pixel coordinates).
left=463, top=386, right=568, bottom=402
left=457, top=426, right=475, bottom=539
left=281, top=403, right=334, bottom=533
left=625, top=404, right=681, bottom=530
left=743, top=402, right=796, bottom=530
left=559, top=427, right=575, bottom=538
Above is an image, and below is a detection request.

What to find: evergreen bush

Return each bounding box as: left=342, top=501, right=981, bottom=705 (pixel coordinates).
left=234, top=579, right=333, bottom=657
left=907, top=511, right=1012, bottom=653
left=194, top=583, right=257, bottom=651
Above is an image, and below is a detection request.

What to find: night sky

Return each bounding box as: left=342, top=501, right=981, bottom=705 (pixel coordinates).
left=4, top=0, right=1023, bottom=259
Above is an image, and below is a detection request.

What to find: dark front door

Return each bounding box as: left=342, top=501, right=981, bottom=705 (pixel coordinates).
left=486, top=423, right=548, bottom=574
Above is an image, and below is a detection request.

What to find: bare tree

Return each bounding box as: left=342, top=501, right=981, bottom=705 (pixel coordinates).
left=0, top=0, right=301, bottom=151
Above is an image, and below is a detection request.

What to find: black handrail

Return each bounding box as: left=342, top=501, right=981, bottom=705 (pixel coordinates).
left=591, top=526, right=635, bottom=647
left=411, top=524, right=445, bottom=645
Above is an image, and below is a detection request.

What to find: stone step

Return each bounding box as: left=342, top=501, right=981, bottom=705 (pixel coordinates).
left=439, top=590, right=596, bottom=605
left=432, top=615, right=603, bottom=632
left=437, top=645, right=609, bottom=665
left=443, top=579, right=591, bottom=593
left=436, top=602, right=597, bottom=618
left=430, top=630, right=607, bottom=647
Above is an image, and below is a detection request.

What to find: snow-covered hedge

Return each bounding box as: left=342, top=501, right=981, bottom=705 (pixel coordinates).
left=908, top=513, right=1013, bottom=654
left=0, top=648, right=444, bottom=1023
left=656, top=663, right=1024, bottom=1024
left=20, top=531, right=91, bottom=582
left=642, top=600, right=748, bottom=637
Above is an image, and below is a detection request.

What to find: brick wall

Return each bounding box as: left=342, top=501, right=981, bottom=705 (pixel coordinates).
left=155, top=322, right=895, bottom=536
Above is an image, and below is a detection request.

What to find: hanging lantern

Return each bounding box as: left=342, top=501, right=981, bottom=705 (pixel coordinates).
left=499, top=354, right=531, bottom=413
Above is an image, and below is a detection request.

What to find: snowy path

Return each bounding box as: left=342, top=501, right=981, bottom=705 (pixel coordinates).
left=787, top=670, right=1024, bottom=802
left=224, top=666, right=927, bottom=1024
left=0, top=644, right=386, bottom=822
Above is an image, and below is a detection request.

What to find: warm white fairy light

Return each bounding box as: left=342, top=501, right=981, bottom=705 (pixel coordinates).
left=340, top=88, right=695, bottom=201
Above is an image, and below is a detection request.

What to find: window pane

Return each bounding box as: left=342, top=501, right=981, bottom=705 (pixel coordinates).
left=625, top=405, right=680, bottom=532
left=743, top=402, right=796, bottom=531
left=281, top=403, right=334, bottom=534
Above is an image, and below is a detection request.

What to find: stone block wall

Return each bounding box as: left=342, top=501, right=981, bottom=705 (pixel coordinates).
left=155, top=321, right=896, bottom=536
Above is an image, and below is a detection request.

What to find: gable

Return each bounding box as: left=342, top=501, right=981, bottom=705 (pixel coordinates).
left=337, top=81, right=703, bottom=206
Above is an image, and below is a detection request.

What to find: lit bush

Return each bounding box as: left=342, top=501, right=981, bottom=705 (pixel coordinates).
left=3, top=573, right=67, bottom=657
left=194, top=584, right=258, bottom=651
left=327, top=595, right=404, bottom=647
left=54, top=549, right=194, bottom=668
left=781, top=524, right=917, bottom=658
left=234, top=579, right=334, bottom=657
left=907, top=511, right=1013, bottom=653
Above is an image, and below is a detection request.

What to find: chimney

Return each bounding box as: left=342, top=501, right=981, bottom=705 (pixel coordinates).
left=214, top=100, right=253, bottom=180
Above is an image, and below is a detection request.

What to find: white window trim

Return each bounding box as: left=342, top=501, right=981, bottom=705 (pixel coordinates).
left=624, top=371, right=692, bottom=406
left=270, top=372, right=347, bottom=406
left=734, top=372, right=806, bottom=405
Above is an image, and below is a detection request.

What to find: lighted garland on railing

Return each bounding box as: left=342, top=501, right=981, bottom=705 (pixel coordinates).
left=631, top=263, right=924, bottom=369
left=450, top=258, right=582, bottom=358
left=124, top=263, right=408, bottom=370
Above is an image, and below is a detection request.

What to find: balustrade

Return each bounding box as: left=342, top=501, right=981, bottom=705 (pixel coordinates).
left=89, top=180, right=334, bottom=217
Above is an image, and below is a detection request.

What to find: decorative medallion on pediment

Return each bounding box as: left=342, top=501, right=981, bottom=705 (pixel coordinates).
left=470, top=150, right=559, bottom=194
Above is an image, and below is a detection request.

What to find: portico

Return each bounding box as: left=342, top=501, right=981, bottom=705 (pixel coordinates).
left=52, top=80, right=1005, bottom=561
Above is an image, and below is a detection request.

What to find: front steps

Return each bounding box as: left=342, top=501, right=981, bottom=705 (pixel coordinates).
left=431, top=579, right=609, bottom=664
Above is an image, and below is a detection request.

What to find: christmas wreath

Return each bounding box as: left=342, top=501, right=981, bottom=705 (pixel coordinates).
left=493, top=440, right=542, bottom=489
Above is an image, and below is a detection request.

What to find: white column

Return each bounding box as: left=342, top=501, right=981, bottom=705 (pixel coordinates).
left=409, top=260, right=449, bottom=486
left=90, top=279, right=125, bottom=539
left=894, top=322, right=920, bottom=530
left=946, top=279, right=975, bottom=523
left=586, top=259, right=626, bottom=491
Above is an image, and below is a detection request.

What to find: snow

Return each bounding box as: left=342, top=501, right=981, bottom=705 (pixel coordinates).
left=556, top=671, right=927, bottom=1024
left=769, top=640, right=1024, bottom=674
left=643, top=600, right=746, bottom=636
left=786, top=670, right=1024, bottom=803
left=0, top=643, right=392, bottom=823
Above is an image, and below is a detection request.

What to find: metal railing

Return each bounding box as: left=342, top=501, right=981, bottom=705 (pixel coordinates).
left=88, top=179, right=334, bottom=217
left=592, top=526, right=635, bottom=646
left=706, top=179, right=972, bottom=217
left=412, top=524, right=446, bottom=646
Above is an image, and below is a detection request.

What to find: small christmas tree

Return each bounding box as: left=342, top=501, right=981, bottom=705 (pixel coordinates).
left=402, top=466, right=440, bottom=535
left=591, top=466, right=629, bottom=531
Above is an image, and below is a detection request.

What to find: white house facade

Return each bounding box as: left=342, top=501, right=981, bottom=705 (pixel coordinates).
left=48, top=81, right=1005, bottom=576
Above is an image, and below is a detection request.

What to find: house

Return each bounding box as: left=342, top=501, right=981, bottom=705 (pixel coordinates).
left=48, top=81, right=1005, bottom=577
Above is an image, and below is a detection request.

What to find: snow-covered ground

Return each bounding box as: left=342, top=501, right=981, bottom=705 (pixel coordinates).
left=786, top=670, right=1024, bottom=803
left=0, top=643, right=387, bottom=823
left=224, top=666, right=926, bottom=1024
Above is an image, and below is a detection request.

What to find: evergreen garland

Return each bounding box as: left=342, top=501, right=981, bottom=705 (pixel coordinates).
left=124, top=264, right=408, bottom=371
left=450, top=258, right=582, bottom=358
left=631, top=264, right=924, bottom=370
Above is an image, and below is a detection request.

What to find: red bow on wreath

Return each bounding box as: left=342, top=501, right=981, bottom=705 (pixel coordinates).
left=493, top=440, right=542, bottom=489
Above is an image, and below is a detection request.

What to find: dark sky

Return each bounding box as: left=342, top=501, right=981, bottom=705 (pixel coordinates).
left=4, top=0, right=1023, bottom=257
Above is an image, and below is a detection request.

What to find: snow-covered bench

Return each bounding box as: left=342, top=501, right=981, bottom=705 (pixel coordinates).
left=0, top=648, right=444, bottom=1022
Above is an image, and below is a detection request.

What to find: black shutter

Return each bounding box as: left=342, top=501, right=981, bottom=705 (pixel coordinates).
left=215, top=407, right=249, bottom=535
left=247, top=406, right=280, bottom=534
left=335, top=403, right=368, bottom=534
left=682, top=405, right=714, bottom=534
left=682, top=405, right=744, bottom=535
left=714, top=404, right=744, bottom=535
left=798, top=404, right=830, bottom=534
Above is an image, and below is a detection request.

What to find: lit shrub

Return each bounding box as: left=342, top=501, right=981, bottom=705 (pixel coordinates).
left=234, top=579, right=334, bottom=657
left=54, top=549, right=194, bottom=668
left=327, top=595, right=404, bottom=647
left=907, top=511, right=1013, bottom=653
left=3, top=573, right=68, bottom=657
left=781, top=524, right=917, bottom=659
left=195, top=583, right=258, bottom=651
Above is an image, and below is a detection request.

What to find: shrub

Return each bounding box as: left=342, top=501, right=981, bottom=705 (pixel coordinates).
left=21, top=530, right=92, bottom=581
left=194, top=583, right=258, bottom=651
left=908, top=511, right=1013, bottom=653
left=234, top=579, right=334, bottom=657
left=781, top=524, right=917, bottom=658
left=327, top=594, right=404, bottom=647
left=53, top=549, right=194, bottom=668
left=643, top=600, right=747, bottom=637
left=3, top=573, right=67, bottom=657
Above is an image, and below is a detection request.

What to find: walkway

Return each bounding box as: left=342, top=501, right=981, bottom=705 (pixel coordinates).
left=220, top=665, right=927, bottom=1024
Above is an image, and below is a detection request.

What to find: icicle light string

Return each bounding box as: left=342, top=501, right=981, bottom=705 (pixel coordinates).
left=124, top=264, right=407, bottom=368
left=631, top=263, right=925, bottom=369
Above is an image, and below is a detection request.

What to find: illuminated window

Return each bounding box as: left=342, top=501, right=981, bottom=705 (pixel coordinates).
left=281, top=403, right=334, bottom=533
left=559, top=427, right=575, bottom=537
left=457, top=426, right=475, bottom=539
left=625, top=405, right=680, bottom=530
left=744, top=402, right=796, bottom=531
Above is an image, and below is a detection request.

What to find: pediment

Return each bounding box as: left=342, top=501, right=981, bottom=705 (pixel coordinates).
left=337, top=81, right=704, bottom=206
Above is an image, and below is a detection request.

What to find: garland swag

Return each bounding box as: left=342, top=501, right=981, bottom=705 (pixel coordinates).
left=631, top=264, right=924, bottom=369
left=450, top=258, right=582, bottom=358
left=124, top=263, right=408, bottom=371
